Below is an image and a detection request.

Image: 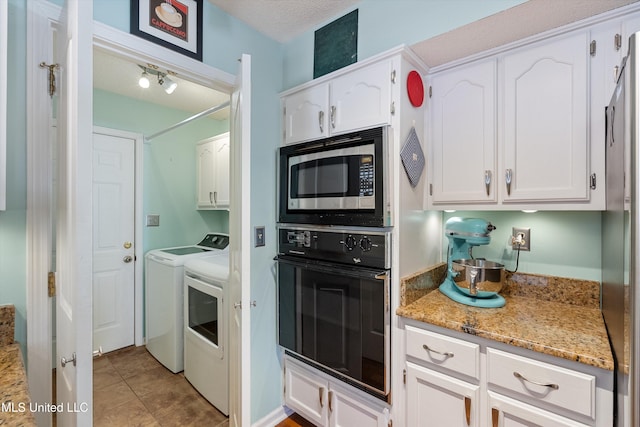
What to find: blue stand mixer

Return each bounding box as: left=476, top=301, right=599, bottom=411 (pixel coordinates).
left=439, top=217, right=506, bottom=308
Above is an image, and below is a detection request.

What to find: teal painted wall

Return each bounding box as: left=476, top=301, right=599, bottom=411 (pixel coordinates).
left=282, top=0, right=528, bottom=88
left=442, top=211, right=603, bottom=282
left=93, top=89, right=229, bottom=251
left=0, top=0, right=28, bottom=353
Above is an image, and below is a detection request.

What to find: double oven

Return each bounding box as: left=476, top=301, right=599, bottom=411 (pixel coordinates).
left=276, top=126, right=392, bottom=401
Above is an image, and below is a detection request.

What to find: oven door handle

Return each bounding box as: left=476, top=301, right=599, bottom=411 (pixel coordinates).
left=275, top=254, right=389, bottom=281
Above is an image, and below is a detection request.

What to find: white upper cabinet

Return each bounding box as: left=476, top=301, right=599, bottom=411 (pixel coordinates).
left=427, top=28, right=604, bottom=210
left=196, top=133, right=230, bottom=210
left=283, top=60, right=393, bottom=145
left=501, top=32, right=589, bottom=204
left=429, top=59, right=497, bottom=204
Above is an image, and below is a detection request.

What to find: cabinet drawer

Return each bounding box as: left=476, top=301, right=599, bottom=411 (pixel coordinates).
left=487, top=348, right=595, bottom=419
left=405, top=325, right=480, bottom=380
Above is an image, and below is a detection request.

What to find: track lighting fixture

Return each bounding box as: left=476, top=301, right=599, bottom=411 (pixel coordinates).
left=158, top=73, right=177, bottom=94
left=138, top=69, right=150, bottom=88
left=137, top=65, right=178, bottom=94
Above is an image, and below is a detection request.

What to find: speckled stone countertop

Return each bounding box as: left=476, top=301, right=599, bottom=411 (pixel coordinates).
left=0, top=305, right=36, bottom=426
left=397, top=265, right=614, bottom=371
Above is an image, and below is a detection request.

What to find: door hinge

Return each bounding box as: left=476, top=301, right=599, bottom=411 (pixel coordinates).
left=429, top=86, right=432, bottom=98
left=39, top=62, right=59, bottom=97
left=48, top=272, right=56, bottom=297
left=429, top=183, right=433, bottom=196
left=615, top=33, right=622, bottom=51
left=403, top=368, right=407, bottom=385
left=590, top=173, right=597, bottom=190
left=390, top=101, right=395, bottom=115
left=590, top=40, right=597, bottom=57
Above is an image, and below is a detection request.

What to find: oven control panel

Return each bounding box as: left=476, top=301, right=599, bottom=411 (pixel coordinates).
left=278, top=227, right=390, bottom=269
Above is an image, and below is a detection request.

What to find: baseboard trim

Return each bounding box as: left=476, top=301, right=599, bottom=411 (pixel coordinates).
left=251, top=405, right=293, bottom=427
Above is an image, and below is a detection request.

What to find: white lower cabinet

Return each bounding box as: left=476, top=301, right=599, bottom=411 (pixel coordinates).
left=488, top=392, right=588, bottom=427
left=406, top=361, right=480, bottom=426
left=283, top=356, right=389, bottom=427
left=404, top=322, right=613, bottom=427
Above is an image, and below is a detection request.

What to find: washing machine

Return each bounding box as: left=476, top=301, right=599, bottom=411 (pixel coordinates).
left=183, top=252, right=229, bottom=415
left=145, top=233, right=229, bottom=373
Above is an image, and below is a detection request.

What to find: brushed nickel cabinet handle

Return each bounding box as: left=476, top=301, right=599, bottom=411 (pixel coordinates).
left=464, top=396, right=471, bottom=426
left=330, top=105, right=336, bottom=129
left=513, top=371, right=559, bottom=390
left=422, top=344, right=454, bottom=358
left=505, top=169, right=513, bottom=196
left=319, top=110, right=324, bottom=133
left=492, top=407, right=499, bottom=427
left=485, top=170, right=492, bottom=196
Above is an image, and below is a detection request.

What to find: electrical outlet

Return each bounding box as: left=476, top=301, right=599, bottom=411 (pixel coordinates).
left=146, top=214, right=160, bottom=227
left=511, top=227, right=531, bottom=251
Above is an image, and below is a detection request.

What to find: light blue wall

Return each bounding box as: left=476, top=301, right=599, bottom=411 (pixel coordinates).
left=0, top=0, right=28, bottom=353
left=282, top=0, right=528, bottom=88
left=93, top=89, right=229, bottom=251
left=442, top=211, right=603, bottom=282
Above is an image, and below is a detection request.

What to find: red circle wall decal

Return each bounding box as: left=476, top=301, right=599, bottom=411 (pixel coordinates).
left=407, top=70, right=424, bottom=107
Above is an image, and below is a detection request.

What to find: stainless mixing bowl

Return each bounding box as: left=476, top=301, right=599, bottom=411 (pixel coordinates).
left=451, top=259, right=505, bottom=298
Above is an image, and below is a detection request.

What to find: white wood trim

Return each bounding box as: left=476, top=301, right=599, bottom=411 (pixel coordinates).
left=93, top=21, right=235, bottom=93
left=92, top=126, right=145, bottom=347
left=0, top=0, right=7, bottom=211
left=26, top=2, right=60, bottom=425
left=251, top=406, right=293, bottom=427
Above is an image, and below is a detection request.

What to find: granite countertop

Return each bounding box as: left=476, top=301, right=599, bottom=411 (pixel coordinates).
left=0, top=305, right=36, bottom=426
left=397, top=264, right=614, bottom=371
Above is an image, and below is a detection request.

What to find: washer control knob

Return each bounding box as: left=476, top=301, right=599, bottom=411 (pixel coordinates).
left=359, top=237, right=372, bottom=252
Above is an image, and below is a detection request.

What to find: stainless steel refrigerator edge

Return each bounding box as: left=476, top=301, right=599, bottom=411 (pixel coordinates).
left=604, top=31, right=639, bottom=427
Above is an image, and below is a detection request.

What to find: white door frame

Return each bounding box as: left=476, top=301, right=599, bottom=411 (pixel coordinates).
left=93, top=126, right=145, bottom=348
left=26, top=3, right=245, bottom=424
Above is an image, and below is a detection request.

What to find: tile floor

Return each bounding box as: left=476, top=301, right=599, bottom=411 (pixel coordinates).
left=92, top=345, right=228, bottom=427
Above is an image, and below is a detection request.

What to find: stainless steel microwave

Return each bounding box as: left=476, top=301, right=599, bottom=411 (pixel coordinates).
left=278, top=127, right=391, bottom=227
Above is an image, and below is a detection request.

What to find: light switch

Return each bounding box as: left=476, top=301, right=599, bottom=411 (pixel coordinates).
left=146, top=214, right=160, bottom=227
left=255, top=226, right=265, bottom=247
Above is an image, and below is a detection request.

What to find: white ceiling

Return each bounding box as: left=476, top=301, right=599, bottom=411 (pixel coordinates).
left=93, top=49, right=230, bottom=120
left=207, top=0, right=360, bottom=43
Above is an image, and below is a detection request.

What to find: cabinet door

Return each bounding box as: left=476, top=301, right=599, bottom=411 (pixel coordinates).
left=284, top=360, right=329, bottom=426
left=329, top=384, right=387, bottom=427
left=212, top=135, right=230, bottom=208
left=196, top=140, right=215, bottom=208
left=502, top=32, right=589, bottom=203
left=406, top=362, right=480, bottom=427
left=330, top=60, right=392, bottom=135
left=430, top=59, right=497, bottom=204
left=284, top=84, right=329, bottom=145
left=488, top=392, right=589, bottom=427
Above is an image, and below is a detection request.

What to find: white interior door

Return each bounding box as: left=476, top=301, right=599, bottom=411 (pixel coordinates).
left=229, top=54, right=251, bottom=427
left=92, top=130, right=135, bottom=354
left=55, top=1, right=93, bottom=425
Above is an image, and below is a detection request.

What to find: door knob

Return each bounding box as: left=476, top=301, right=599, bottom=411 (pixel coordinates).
left=123, top=241, right=132, bottom=249
left=61, top=352, right=76, bottom=368
left=123, top=255, right=133, bottom=263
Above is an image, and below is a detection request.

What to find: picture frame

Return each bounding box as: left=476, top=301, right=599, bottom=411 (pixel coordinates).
left=130, top=0, right=203, bottom=61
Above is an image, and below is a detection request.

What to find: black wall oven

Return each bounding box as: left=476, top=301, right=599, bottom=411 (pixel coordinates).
left=276, top=226, right=391, bottom=401
left=278, top=126, right=391, bottom=227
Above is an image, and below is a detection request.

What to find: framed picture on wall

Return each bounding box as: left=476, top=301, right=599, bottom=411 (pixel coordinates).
left=130, top=0, right=203, bottom=61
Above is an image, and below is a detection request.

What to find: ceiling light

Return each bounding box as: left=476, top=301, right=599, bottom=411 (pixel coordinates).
left=159, top=74, right=177, bottom=94
left=138, top=69, right=150, bottom=89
